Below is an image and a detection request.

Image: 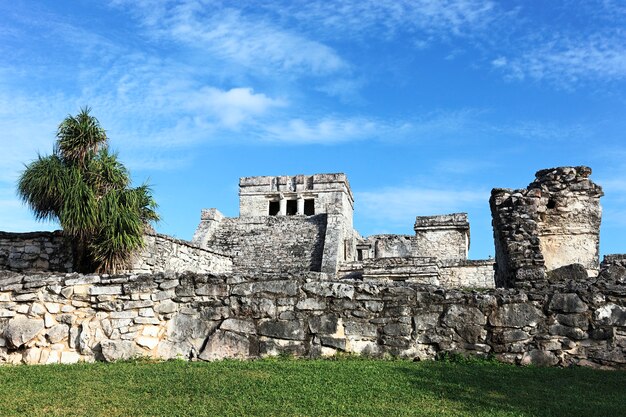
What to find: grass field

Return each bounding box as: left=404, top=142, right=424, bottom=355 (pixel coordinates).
left=0, top=357, right=624, bottom=416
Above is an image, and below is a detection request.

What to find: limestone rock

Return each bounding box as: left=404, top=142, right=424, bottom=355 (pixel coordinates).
left=199, top=330, right=250, bottom=360
left=521, top=350, right=559, bottom=367
left=489, top=304, right=543, bottom=328
left=100, top=339, right=136, bottom=362
left=594, top=304, right=626, bottom=326
left=257, top=320, right=305, bottom=340
left=221, top=318, right=256, bottom=335
left=47, top=324, right=69, bottom=344
left=549, top=293, right=587, bottom=313
left=5, top=316, right=44, bottom=348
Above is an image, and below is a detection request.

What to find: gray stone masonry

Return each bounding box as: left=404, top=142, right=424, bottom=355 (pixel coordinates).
left=0, top=264, right=623, bottom=368
left=0, top=231, right=73, bottom=272
left=491, top=166, right=603, bottom=288
left=194, top=215, right=328, bottom=274
left=413, top=213, right=470, bottom=260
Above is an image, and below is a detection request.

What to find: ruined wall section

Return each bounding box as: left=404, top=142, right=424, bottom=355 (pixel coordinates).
left=0, top=268, right=623, bottom=368
left=438, top=260, right=495, bottom=289
left=531, top=167, right=603, bottom=273
left=196, top=215, right=328, bottom=273
left=365, top=235, right=413, bottom=259
left=0, top=231, right=73, bottom=273
left=412, top=214, right=469, bottom=261
left=131, top=233, right=232, bottom=275
left=0, top=231, right=232, bottom=275
left=491, top=167, right=603, bottom=288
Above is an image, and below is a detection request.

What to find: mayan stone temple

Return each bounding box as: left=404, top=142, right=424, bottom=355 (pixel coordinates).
left=0, top=166, right=624, bottom=367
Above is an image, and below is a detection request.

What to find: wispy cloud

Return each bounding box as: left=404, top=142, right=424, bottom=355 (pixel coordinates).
left=267, top=0, right=499, bottom=41
left=111, top=1, right=347, bottom=76
left=493, top=31, right=626, bottom=86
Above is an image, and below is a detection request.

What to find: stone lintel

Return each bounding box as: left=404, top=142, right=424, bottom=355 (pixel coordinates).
left=414, top=213, right=469, bottom=232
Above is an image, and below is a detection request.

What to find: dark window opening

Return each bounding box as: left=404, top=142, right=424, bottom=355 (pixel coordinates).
left=357, top=249, right=364, bottom=261
left=304, top=199, right=315, bottom=215
left=286, top=199, right=298, bottom=215
left=547, top=198, right=556, bottom=209
left=269, top=201, right=280, bottom=216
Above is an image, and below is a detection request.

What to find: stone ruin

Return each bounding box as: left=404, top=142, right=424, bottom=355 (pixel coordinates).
left=0, top=166, right=624, bottom=367
left=491, top=166, right=604, bottom=288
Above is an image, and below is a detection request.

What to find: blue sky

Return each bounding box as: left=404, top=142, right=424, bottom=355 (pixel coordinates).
left=1, top=0, right=625, bottom=260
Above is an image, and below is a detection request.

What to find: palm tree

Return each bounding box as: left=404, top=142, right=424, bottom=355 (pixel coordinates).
left=17, top=107, right=159, bottom=273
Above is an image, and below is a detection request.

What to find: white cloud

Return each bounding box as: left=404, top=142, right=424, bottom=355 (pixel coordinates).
left=111, top=1, right=347, bottom=76
left=271, top=0, right=499, bottom=40
left=263, top=117, right=379, bottom=144
left=494, top=31, right=626, bottom=86
left=191, top=87, right=286, bottom=128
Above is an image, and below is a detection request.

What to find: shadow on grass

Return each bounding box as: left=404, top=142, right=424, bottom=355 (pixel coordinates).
left=396, top=359, right=626, bottom=417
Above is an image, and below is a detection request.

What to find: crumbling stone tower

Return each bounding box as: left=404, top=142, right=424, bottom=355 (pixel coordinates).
left=490, top=166, right=603, bottom=288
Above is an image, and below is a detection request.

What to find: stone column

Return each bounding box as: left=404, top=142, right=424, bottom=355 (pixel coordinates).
left=279, top=194, right=287, bottom=216
left=297, top=195, right=304, bottom=215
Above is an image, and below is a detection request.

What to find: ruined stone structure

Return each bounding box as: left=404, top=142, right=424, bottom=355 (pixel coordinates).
left=0, top=166, right=624, bottom=367
left=491, top=166, right=604, bottom=288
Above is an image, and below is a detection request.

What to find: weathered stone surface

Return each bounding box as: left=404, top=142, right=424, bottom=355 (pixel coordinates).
left=442, top=305, right=486, bottom=327
left=257, top=320, right=305, bottom=340
left=100, top=339, right=136, bottom=362
left=47, top=324, right=69, bottom=344
left=232, top=281, right=299, bottom=297
left=489, top=304, right=543, bottom=328
left=549, top=293, right=587, bottom=313
left=309, top=315, right=338, bottom=335
left=221, top=318, right=255, bottom=335
left=547, top=264, right=588, bottom=282
left=199, top=330, right=250, bottom=360
left=594, top=304, right=626, bottom=326
left=4, top=316, right=44, bottom=348
left=521, top=350, right=559, bottom=367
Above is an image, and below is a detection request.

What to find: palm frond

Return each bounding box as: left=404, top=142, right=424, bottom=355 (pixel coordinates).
left=56, top=107, right=107, bottom=167
left=17, top=154, right=67, bottom=222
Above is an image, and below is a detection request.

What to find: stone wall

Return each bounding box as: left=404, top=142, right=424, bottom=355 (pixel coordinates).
left=0, top=231, right=73, bottom=273
left=439, top=260, right=496, bottom=289
left=2, top=267, right=623, bottom=368
left=196, top=215, right=328, bottom=273
left=0, top=231, right=232, bottom=276
left=413, top=213, right=469, bottom=261
left=366, top=235, right=413, bottom=258
left=491, top=167, right=603, bottom=288
left=130, top=233, right=232, bottom=274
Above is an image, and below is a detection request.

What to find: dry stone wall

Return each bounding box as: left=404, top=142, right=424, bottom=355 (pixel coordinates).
left=198, top=215, right=328, bottom=273
left=131, top=233, right=232, bottom=274
left=0, top=231, right=231, bottom=275
left=0, top=231, right=73, bottom=273
left=491, top=167, right=603, bottom=288
left=1, top=267, right=623, bottom=368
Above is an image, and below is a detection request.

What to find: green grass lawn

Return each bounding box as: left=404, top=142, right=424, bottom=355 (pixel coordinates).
left=0, top=357, right=624, bottom=417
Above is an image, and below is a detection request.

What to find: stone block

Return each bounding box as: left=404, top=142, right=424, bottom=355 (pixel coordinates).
left=521, top=349, right=559, bottom=367
left=60, top=351, right=81, bottom=364
left=257, top=320, right=305, bottom=341
left=199, top=330, right=251, bottom=360
left=100, top=339, right=137, bottom=362
left=5, top=316, right=44, bottom=348
left=136, top=336, right=159, bottom=350
left=296, top=298, right=326, bottom=310
left=47, top=324, right=69, bottom=344
left=221, top=318, right=256, bottom=335
left=489, top=304, right=544, bottom=328
left=155, top=300, right=178, bottom=314
left=594, top=303, right=626, bottom=326
left=89, top=286, right=123, bottom=296
left=549, top=293, right=587, bottom=313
